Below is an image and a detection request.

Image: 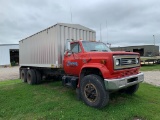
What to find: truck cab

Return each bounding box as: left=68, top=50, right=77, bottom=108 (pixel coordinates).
left=63, top=40, right=144, bottom=108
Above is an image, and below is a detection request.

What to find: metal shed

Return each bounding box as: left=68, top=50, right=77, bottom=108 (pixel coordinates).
left=111, top=45, right=159, bottom=57
left=0, top=44, right=19, bottom=66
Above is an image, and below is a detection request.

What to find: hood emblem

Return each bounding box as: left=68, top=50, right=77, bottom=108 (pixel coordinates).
left=128, top=60, right=132, bottom=64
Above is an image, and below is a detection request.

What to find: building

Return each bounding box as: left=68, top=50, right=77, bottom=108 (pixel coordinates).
left=0, top=44, right=19, bottom=66
left=111, top=45, right=159, bottom=56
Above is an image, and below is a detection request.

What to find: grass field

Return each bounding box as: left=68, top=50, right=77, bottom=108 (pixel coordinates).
left=0, top=80, right=160, bottom=120
left=140, top=64, right=160, bottom=71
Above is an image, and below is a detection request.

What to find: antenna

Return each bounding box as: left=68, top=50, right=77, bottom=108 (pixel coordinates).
left=106, top=20, right=108, bottom=43
left=100, top=24, right=102, bottom=42
left=153, top=35, right=155, bottom=56
left=153, top=35, right=155, bottom=46
left=69, top=1, right=72, bottom=23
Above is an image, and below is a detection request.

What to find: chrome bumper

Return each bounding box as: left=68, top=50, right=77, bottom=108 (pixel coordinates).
left=104, top=73, right=144, bottom=90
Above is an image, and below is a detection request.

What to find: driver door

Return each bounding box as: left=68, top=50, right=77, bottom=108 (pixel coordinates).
left=64, top=42, right=82, bottom=76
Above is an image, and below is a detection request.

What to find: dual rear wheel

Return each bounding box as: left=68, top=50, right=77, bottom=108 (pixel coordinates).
left=20, top=69, right=41, bottom=85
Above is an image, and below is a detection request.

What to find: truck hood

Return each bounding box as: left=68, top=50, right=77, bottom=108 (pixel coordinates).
left=86, top=51, right=140, bottom=74
left=87, top=51, right=139, bottom=58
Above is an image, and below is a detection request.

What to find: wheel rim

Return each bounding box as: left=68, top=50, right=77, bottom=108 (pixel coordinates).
left=84, top=83, right=98, bottom=102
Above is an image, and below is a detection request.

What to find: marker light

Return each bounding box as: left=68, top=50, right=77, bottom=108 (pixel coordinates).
left=101, top=60, right=106, bottom=65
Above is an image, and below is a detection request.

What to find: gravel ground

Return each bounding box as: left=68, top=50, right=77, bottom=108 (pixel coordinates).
left=142, top=71, right=160, bottom=86
left=0, top=66, right=19, bottom=81
left=0, top=67, right=159, bottom=86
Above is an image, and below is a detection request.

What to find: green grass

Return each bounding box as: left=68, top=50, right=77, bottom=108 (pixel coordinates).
left=140, top=64, right=160, bottom=71
left=0, top=80, right=160, bottom=120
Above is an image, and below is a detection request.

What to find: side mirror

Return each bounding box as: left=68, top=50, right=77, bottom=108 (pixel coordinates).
left=64, top=50, right=72, bottom=56
left=65, top=40, right=71, bottom=51
left=64, top=40, right=72, bottom=56
left=67, top=51, right=72, bottom=56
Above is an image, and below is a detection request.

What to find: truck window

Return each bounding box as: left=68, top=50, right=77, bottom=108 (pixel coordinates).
left=71, top=43, right=81, bottom=53
left=82, top=41, right=111, bottom=52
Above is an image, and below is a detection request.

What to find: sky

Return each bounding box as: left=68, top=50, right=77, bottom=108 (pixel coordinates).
left=0, top=0, right=160, bottom=48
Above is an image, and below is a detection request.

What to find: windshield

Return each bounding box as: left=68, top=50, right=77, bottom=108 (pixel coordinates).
left=82, top=41, right=111, bottom=52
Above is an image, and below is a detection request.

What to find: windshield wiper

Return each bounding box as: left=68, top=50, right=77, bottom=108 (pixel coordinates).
left=90, top=50, right=98, bottom=51
left=102, top=50, right=108, bottom=52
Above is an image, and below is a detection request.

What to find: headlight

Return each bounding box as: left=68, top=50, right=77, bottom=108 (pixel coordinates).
left=136, top=58, right=139, bottom=64
left=115, top=59, right=120, bottom=66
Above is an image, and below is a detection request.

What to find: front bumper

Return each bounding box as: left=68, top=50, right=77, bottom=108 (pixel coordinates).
left=104, top=72, right=144, bottom=90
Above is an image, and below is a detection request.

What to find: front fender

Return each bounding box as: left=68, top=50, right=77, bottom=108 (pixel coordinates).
left=80, top=63, right=110, bottom=79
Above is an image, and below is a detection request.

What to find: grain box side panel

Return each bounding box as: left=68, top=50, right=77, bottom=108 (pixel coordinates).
left=20, top=26, right=60, bottom=68
left=59, top=25, right=65, bottom=65
left=20, top=23, right=96, bottom=68
left=58, top=25, right=70, bottom=65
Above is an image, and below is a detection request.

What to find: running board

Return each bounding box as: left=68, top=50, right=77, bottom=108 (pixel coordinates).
left=62, top=76, right=78, bottom=89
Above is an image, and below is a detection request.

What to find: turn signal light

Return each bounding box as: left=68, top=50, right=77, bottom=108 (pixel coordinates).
left=100, top=60, right=106, bottom=65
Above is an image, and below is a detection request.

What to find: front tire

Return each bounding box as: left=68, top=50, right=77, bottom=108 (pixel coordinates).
left=80, top=74, right=109, bottom=109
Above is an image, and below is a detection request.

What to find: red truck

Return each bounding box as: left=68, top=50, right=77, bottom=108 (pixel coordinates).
left=19, top=23, right=144, bottom=108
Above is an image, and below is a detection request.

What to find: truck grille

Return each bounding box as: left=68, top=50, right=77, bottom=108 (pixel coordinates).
left=121, top=58, right=136, bottom=65
left=113, top=55, right=140, bottom=70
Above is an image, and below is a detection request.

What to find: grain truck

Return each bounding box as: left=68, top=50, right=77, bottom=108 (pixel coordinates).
left=19, top=23, right=144, bottom=108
